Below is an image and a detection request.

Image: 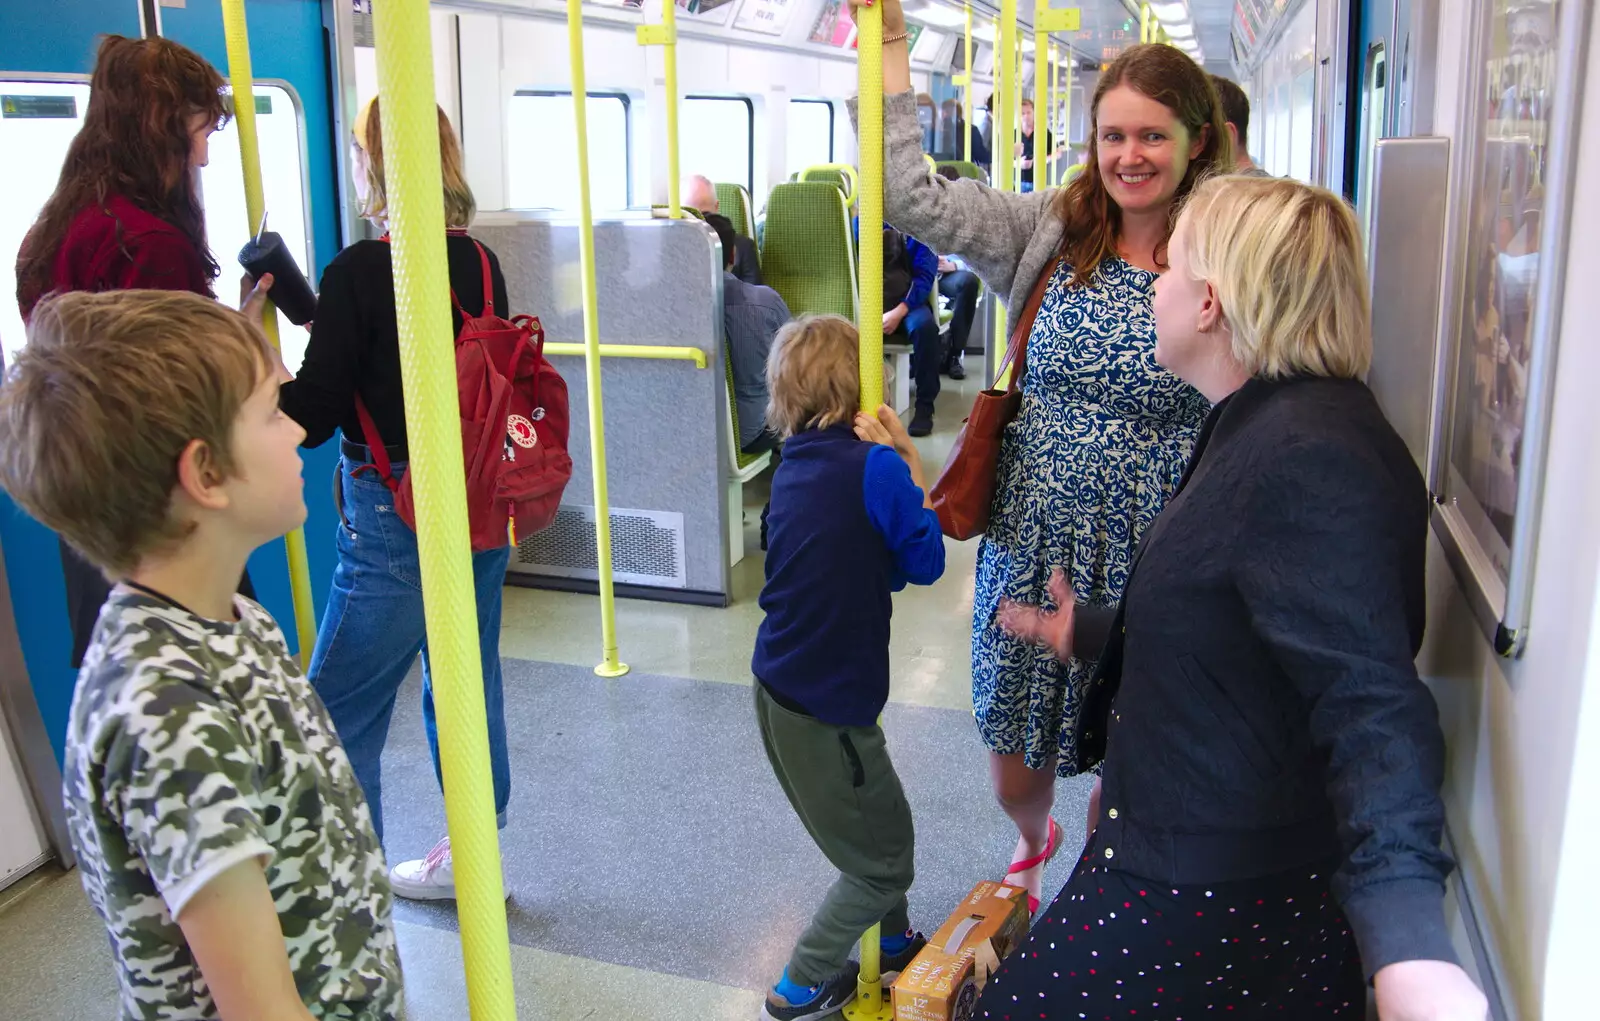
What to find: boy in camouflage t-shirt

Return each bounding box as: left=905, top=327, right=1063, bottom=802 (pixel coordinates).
left=0, top=291, right=401, bottom=1020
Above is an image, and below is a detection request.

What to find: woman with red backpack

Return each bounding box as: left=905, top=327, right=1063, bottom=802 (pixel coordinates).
left=277, top=97, right=524, bottom=901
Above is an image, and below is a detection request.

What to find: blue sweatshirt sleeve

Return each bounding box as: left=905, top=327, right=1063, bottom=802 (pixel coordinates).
left=902, top=234, right=939, bottom=311
left=862, top=445, right=946, bottom=590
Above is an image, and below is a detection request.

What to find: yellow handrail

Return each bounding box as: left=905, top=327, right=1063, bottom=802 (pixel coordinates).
left=568, top=0, right=630, bottom=679
left=992, top=0, right=1017, bottom=378
left=843, top=2, right=886, bottom=1018
left=1062, top=46, right=1073, bottom=188
left=1141, top=1, right=1152, bottom=43
left=799, top=162, right=860, bottom=207
left=368, top=0, right=517, bottom=1016
left=543, top=342, right=707, bottom=369
left=637, top=1, right=681, bottom=218
left=963, top=4, right=973, bottom=164
left=218, top=0, right=318, bottom=668
left=1032, top=4, right=1047, bottom=193
left=1047, top=44, right=1057, bottom=188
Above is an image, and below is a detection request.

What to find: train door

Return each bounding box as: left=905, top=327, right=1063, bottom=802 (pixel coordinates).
left=0, top=2, right=344, bottom=770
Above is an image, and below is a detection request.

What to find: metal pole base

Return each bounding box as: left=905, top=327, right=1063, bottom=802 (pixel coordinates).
left=594, top=660, right=631, bottom=678
left=843, top=922, right=897, bottom=1020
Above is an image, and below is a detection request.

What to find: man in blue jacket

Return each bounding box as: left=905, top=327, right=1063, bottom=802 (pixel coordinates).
left=854, top=217, right=942, bottom=437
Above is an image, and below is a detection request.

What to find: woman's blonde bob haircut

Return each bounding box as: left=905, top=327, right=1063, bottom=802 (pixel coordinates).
left=1180, top=174, right=1372, bottom=380
left=354, top=96, right=476, bottom=228
left=765, top=315, right=861, bottom=439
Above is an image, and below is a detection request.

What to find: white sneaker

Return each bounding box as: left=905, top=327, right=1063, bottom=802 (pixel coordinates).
left=388, top=837, right=513, bottom=903
left=390, top=836, right=457, bottom=901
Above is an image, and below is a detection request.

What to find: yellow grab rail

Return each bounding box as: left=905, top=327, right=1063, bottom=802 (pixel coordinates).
left=368, top=0, right=517, bottom=1016
left=568, top=0, right=630, bottom=679
left=218, top=0, right=318, bottom=667
left=1141, top=1, right=1152, bottom=43
left=543, top=342, right=707, bottom=369
left=963, top=4, right=973, bottom=163
left=799, top=162, right=860, bottom=208
left=637, top=1, right=681, bottom=218
left=1061, top=46, right=1073, bottom=189
left=992, top=0, right=1017, bottom=377
left=843, top=3, right=887, bottom=1019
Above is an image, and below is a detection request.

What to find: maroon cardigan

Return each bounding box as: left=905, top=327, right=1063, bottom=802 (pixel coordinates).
left=20, top=194, right=213, bottom=321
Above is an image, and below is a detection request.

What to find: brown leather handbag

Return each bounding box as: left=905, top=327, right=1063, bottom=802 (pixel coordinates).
left=929, top=257, right=1060, bottom=540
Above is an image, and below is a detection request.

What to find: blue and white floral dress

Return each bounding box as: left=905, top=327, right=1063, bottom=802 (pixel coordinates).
left=971, top=255, right=1210, bottom=776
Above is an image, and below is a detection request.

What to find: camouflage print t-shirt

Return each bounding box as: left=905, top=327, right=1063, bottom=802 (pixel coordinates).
left=63, top=586, right=402, bottom=1020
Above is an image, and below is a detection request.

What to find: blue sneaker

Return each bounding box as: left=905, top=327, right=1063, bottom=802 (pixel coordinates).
left=759, top=962, right=859, bottom=1021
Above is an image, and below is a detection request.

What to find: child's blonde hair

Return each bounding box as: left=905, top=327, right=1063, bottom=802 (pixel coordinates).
left=765, top=315, right=861, bottom=438
left=0, top=290, right=271, bottom=577
left=1179, top=174, right=1371, bottom=379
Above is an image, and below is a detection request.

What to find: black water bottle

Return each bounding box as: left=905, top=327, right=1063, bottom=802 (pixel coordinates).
left=239, top=218, right=317, bottom=326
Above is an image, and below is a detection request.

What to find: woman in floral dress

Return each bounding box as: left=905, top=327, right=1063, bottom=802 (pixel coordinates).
left=850, top=16, right=1231, bottom=910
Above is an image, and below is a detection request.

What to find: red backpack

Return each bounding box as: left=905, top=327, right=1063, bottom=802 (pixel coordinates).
left=354, top=239, right=572, bottom=551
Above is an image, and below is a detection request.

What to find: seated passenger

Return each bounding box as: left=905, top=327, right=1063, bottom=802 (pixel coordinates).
left=752, top=315, right=944, bottom=1021
left=852, top=216, right=942, bottom=436
left=0, top=290, right=400, bottom=1019
left=985, top=176, right=1488, bottom=1019
left=706, top=212, right=790, bottom=455
left=1211, top=75, right=1270, bottom=176
left=685, top=174, right=764, bottom=285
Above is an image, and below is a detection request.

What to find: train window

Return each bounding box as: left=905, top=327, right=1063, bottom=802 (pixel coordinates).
left=788, top=99, right=835, bottom=173
left=0, top=82, right=312, bottom=373
left=202, top=85, right=314, bottom=373
left=1356, top=44, right=1387, bottom=237
left=507, top=92, right=632, bottom=213
left=0, top=81, right=90, bottom=366
left=682, top=96, right=755, bottom=196
left=1289, top=69, right=1314, bottom=184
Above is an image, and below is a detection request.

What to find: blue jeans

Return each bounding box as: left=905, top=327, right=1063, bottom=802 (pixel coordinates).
left=893, top=303, right=942, bottom=412
left=307, top=456, right=513, bottom=843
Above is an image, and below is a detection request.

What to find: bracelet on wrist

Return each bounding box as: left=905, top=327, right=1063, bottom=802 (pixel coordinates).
left=883, top=30, right=909, bottom=44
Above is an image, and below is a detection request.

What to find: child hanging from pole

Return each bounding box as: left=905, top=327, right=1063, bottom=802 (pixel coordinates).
left=750, top=314, right=946, bottom=1021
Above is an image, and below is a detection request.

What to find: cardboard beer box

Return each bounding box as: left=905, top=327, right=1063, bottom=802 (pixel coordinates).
left=890, top=880, right=1031, bottom=1021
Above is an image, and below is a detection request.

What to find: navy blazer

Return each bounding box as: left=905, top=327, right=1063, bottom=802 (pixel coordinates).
left=1071, top=375, right=1457, bottom=979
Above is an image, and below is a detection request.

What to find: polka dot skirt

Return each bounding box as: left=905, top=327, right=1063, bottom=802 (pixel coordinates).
left=976, top=855, right=1364, bottom=1019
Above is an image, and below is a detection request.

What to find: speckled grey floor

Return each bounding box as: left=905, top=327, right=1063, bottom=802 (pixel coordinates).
left=379, top=659, right=1094, bottom=992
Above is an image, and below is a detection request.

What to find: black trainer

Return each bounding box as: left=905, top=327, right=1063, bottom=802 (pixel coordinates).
left=945, top=360, right=966, bottom=381
left=880, top=931, right=928, bottom=985
left=759, top=962, right=860, bottom=1021
left=909, top=406, right=934, bottom=437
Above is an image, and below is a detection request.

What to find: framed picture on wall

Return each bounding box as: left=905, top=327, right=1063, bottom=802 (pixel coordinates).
left=1431, top=0, right=1588, bottom=657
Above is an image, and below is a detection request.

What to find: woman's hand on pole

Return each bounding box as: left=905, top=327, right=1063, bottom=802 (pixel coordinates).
left=847, top=0, right=905, bottom=35
left=997, top=567, right=1077, bottom=661
left=1374, top=960, right=1488, bottom=1021
left=847, top=0, right=912, bottom=94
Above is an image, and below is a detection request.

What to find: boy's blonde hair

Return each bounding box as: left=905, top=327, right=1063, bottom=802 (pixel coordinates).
left=765, top=315, right=861, bottom=438
left=0, top=290, right=271, bottom=577
left=355, top=97, right=477, bottom=228
left=1180, top=174, right=1372, bottom=380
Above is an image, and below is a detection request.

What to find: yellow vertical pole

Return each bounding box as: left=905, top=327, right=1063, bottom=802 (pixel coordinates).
left=1031, top=5, right=1047, bottom=193
left=1013, top=31, right=1023, bottom=190
left=218, top=0, right=318, bottom=668
left=963, top=4, right=973, bottom=163
left=570, top=0, right=631, bottom=678
left=368, top=0, right=516, bottom=1017
left=1141, top=2, right=1151, bottom=43
left=1047, top=45, right=1056, bottom=188
left=1062, top=49, right=1073, bottom=185
left=663, top=0, right=681, bottom=218
left=846, top=12, right=892, bottom=1021
left=992, top=0, right=1017, bottom=378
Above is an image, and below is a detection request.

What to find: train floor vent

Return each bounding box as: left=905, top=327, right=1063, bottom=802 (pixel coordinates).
left=511, top=505, right=687, bottom=589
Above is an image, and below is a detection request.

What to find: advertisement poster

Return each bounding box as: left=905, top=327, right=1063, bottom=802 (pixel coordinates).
left=735, top=0, right=797, bottom=36
left=808, top=0, right=854, bottom=45
left=677, top=0, right=738, bottom=26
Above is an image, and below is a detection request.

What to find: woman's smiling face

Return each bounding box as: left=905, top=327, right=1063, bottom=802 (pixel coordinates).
left=1095, top=85, right=1207, bottom=216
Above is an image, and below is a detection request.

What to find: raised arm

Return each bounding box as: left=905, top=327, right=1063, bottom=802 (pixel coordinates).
left=845, top=0, right=1052, bottom=298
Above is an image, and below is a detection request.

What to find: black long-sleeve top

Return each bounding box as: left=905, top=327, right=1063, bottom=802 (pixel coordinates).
left=1071, top=374, right=1456, bottom=980
left=280, top=235, right=510, bottom=450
